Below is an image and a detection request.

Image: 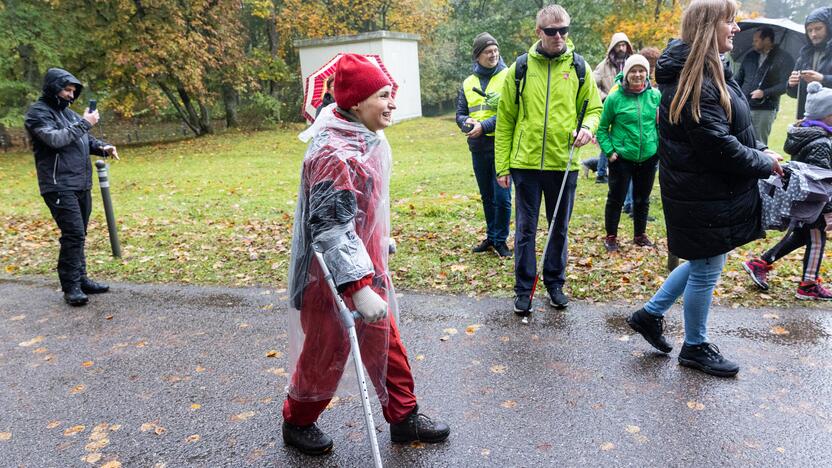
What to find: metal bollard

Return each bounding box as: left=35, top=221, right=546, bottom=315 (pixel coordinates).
left=95, top=160, right=122, bottom=258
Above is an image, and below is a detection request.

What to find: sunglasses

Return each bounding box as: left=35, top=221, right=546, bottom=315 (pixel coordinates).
left=541, top=26, right=569, bottom=37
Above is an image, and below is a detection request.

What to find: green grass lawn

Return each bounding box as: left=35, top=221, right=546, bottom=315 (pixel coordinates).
left=0, top=96, right=823, bottom=308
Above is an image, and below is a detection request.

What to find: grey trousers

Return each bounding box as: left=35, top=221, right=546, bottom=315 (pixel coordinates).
left=751, top=109, right=777, bottom=146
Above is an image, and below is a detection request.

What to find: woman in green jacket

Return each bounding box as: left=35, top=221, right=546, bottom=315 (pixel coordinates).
left=596, top=54, right=661, bottom=252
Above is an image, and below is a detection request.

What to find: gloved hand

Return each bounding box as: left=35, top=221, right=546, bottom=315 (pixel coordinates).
left=352, top=286, right=388, bottom=323
left=485, top=91, right=500, bottom=108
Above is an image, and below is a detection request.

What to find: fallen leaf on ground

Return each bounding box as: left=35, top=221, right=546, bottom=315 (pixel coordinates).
left=687, top=401, right=705, bottom=411
left=9, top=315, right=25, bottom=321
left=410, top=441, right=425, bottom=449
left=266, top=350, right=282, bottom=358
left=442, top=328, right=458, bottom=335
left=191, top=404, right=202, bottom=410
left=490, top=364, right=507, bottom=374
left=626, top=425, right=640, bottom=434
left=64, top=425, right=85, bottom=436
left=600, top=442, right=615, bottom=451
left=326, top=397, right=341, bottom=410
left=195, top=365, right=206, bottom=372
left=82, top=361, right=94, bottom=368
left=465, top=324, right=482, bottom=335
left=34, top=347, right=48, bottom=354
left=19, top=336, right=44, bottom=347
left=770, top=326, right=790, bottom=335
left=266, top=367, right=288, bottom=377
left=500, top=400, right=517, bottom=409
left=186, top=434, right=201, bottom=443
left=101, top=461, right=122, bottom=468
left=231, top=411, right=255, bottom=422
left=140, top=422, right=166, bottom=435
left=85, top=438, right=109, bottom=451
left=763, top=313, right=780, bottom=319
left=47, top=421, right=61, bottom=429
left=0, top=432, right=10, bottom=441
left=70, top=384, right=87, bottom=395
left=81, top=453, right=102, bottom=463
left=415, top=354, right=425, bottom=361
left=776, top=447, right=786, bottom=453
left=439, top=335, right=450, bottom=341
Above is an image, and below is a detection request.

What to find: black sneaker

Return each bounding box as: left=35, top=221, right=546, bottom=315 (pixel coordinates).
left=513, top=295, right=532, bottom=316
left=390, top=407, right=450, bottom=443
left=626, top=308, right=672, bottom=353
left=472, top=239, right=493, bottom=253
left=282, top=421, right=334, bottom=456
left=63, top=285, right=89, bottom=307
left=81, top=277, right=109, bottom=294
left=548, top=285, right=568, bottom=309
left=595, top=175, right=608, bottom=184
left=494, top=242, right=512, bottom=258
left=678, top=343, right=739, bottom=377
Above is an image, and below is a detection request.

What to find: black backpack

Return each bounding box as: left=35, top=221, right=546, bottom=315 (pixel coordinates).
left=514, top=51, right=587, bottom=108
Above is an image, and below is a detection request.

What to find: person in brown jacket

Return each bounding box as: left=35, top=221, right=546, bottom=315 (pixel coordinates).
left=592, top=32, right=633, bottom=183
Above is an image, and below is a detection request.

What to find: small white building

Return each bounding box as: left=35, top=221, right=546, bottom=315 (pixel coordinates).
left=294, top=31, right=422, bottom=122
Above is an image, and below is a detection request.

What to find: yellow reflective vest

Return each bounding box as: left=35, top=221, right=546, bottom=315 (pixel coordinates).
left=463, top=68, right=508, bottom=136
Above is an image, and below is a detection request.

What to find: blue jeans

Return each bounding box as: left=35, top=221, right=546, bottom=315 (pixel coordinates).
left=472, top=150, right=511, bottom=243
left=623, top=182, right=633, bottom=211
left=643, top=254, right=727, bottom=346
left=596, top=151, right=608, bottom=178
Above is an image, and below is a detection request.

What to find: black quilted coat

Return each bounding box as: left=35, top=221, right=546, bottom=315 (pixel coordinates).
left=655, top=40, right=774, bottom=260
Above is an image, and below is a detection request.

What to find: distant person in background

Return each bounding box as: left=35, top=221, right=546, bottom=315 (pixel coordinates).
left=735, top=26, right=795, bottom=145
left=593, top=32, right=633, bottom=184
left=639, top=47, right=661, bottom=83
left=743, top=81, right=832, bottom=301
left=315, top=74, right=336, bottom=119
left=24, top=68, right=118, bottom=307
left=456, top=32, right=512, bottom=258
left=597, top=54, right=661, bottom=253
left=787, top=7, right=832, bottom=119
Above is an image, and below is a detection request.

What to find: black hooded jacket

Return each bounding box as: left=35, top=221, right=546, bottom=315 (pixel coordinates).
left=786, top=7, right=832, bottom=116
left=655, top=40, right=773, bottom=260
left=24, top=68, right=108, bottom=195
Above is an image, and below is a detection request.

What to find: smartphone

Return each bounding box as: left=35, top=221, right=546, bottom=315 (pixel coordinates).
left=461, top=123, right=474, bottom=133
left=88, top=99, right=97, bottom=112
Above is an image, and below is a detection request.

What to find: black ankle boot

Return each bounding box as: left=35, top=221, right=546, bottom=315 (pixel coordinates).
left=390, top=406, right=450, bottom=443
left=64, top=285, right=89, bottom=307
left=282, top=421, right=333, bottom=456
left=627, top=308, right=672, bottom=353
left=678, top=342, right=739, bottom=377
left=81, top=277, right=109, bottom=294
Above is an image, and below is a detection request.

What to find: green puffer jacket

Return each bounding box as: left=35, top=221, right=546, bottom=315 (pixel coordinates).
left=495, top=40, right=603, bottom=175
left=596, top=72, right=661, bottom=163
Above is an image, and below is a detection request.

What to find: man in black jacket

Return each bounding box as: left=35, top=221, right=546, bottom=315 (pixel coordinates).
left=735, top=26, right=795, bottom=145
left=24, top=68, right=119, bottom=306
left=787, top=7, right=832, bottom=119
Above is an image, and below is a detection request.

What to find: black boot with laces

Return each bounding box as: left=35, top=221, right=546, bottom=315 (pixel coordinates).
left=282, top=421, right=334, bottom=455
left=390, top=406, right=450, bottom=443
left=627, top=308, right=672, bottom=353
left=678, top=342, right=739, bottom=377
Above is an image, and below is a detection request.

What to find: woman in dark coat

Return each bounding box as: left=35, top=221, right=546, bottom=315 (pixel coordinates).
left=625, top=0, right=783, bottom=377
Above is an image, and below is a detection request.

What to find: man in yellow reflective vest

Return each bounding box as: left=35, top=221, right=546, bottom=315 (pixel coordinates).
left=456, top=32, right=512, bottom=257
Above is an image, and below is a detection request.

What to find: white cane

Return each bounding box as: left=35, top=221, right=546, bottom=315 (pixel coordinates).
left=313, top=251, right=383, bottom=468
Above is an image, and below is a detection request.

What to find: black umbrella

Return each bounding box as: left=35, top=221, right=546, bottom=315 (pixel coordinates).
left=731, top=17, right=805, bottom=66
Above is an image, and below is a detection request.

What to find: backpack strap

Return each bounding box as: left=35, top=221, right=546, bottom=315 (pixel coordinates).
left=514, top=51, right=587, bottom=115
left=514, top=53, right=528, bottom=105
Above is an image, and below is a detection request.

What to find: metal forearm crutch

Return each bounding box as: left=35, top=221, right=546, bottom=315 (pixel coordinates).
left=529, top=99, right=590, bottom=302
left=313, top=251, right=383, bottom=468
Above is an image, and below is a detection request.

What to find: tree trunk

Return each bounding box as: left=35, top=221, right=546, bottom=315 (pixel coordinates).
left=222, top=84, right=239, bottom=128
left=17, top=43, right=41, bottom=89
left=267, top=12, right=279, bottom=97
left=198, top=102, right=213, bottom=134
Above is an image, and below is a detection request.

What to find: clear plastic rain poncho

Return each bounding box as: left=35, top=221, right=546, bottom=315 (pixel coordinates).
left=286, top=104, right=398, bottom=404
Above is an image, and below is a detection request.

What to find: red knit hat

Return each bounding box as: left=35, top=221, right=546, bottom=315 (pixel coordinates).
left=333, top=54, right=392, bottom=110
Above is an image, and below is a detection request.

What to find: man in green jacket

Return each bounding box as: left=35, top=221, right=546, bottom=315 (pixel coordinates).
left=495, top=4, right=602, bottom=314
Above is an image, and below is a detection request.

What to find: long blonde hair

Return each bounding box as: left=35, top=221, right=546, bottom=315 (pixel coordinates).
left=669, top=0, right=737, bottom=125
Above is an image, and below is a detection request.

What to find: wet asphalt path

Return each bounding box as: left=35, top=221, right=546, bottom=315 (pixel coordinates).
left=1, top=276, right=831, bottom=467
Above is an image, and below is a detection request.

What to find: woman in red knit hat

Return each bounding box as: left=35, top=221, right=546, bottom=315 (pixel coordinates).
left=283, top=53, right=450, bottom=456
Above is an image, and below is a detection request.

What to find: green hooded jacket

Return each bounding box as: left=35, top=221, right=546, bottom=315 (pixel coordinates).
left=596, top=71, right=661, bottom=163
left=495, top=39, right=603, bottom=175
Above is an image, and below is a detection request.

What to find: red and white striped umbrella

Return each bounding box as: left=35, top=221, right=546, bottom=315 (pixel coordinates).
left=301, top=53, right=398, bottom=123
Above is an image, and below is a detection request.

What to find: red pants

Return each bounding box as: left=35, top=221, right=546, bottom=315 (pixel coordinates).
left=283, top=286, right=417, bottom=426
